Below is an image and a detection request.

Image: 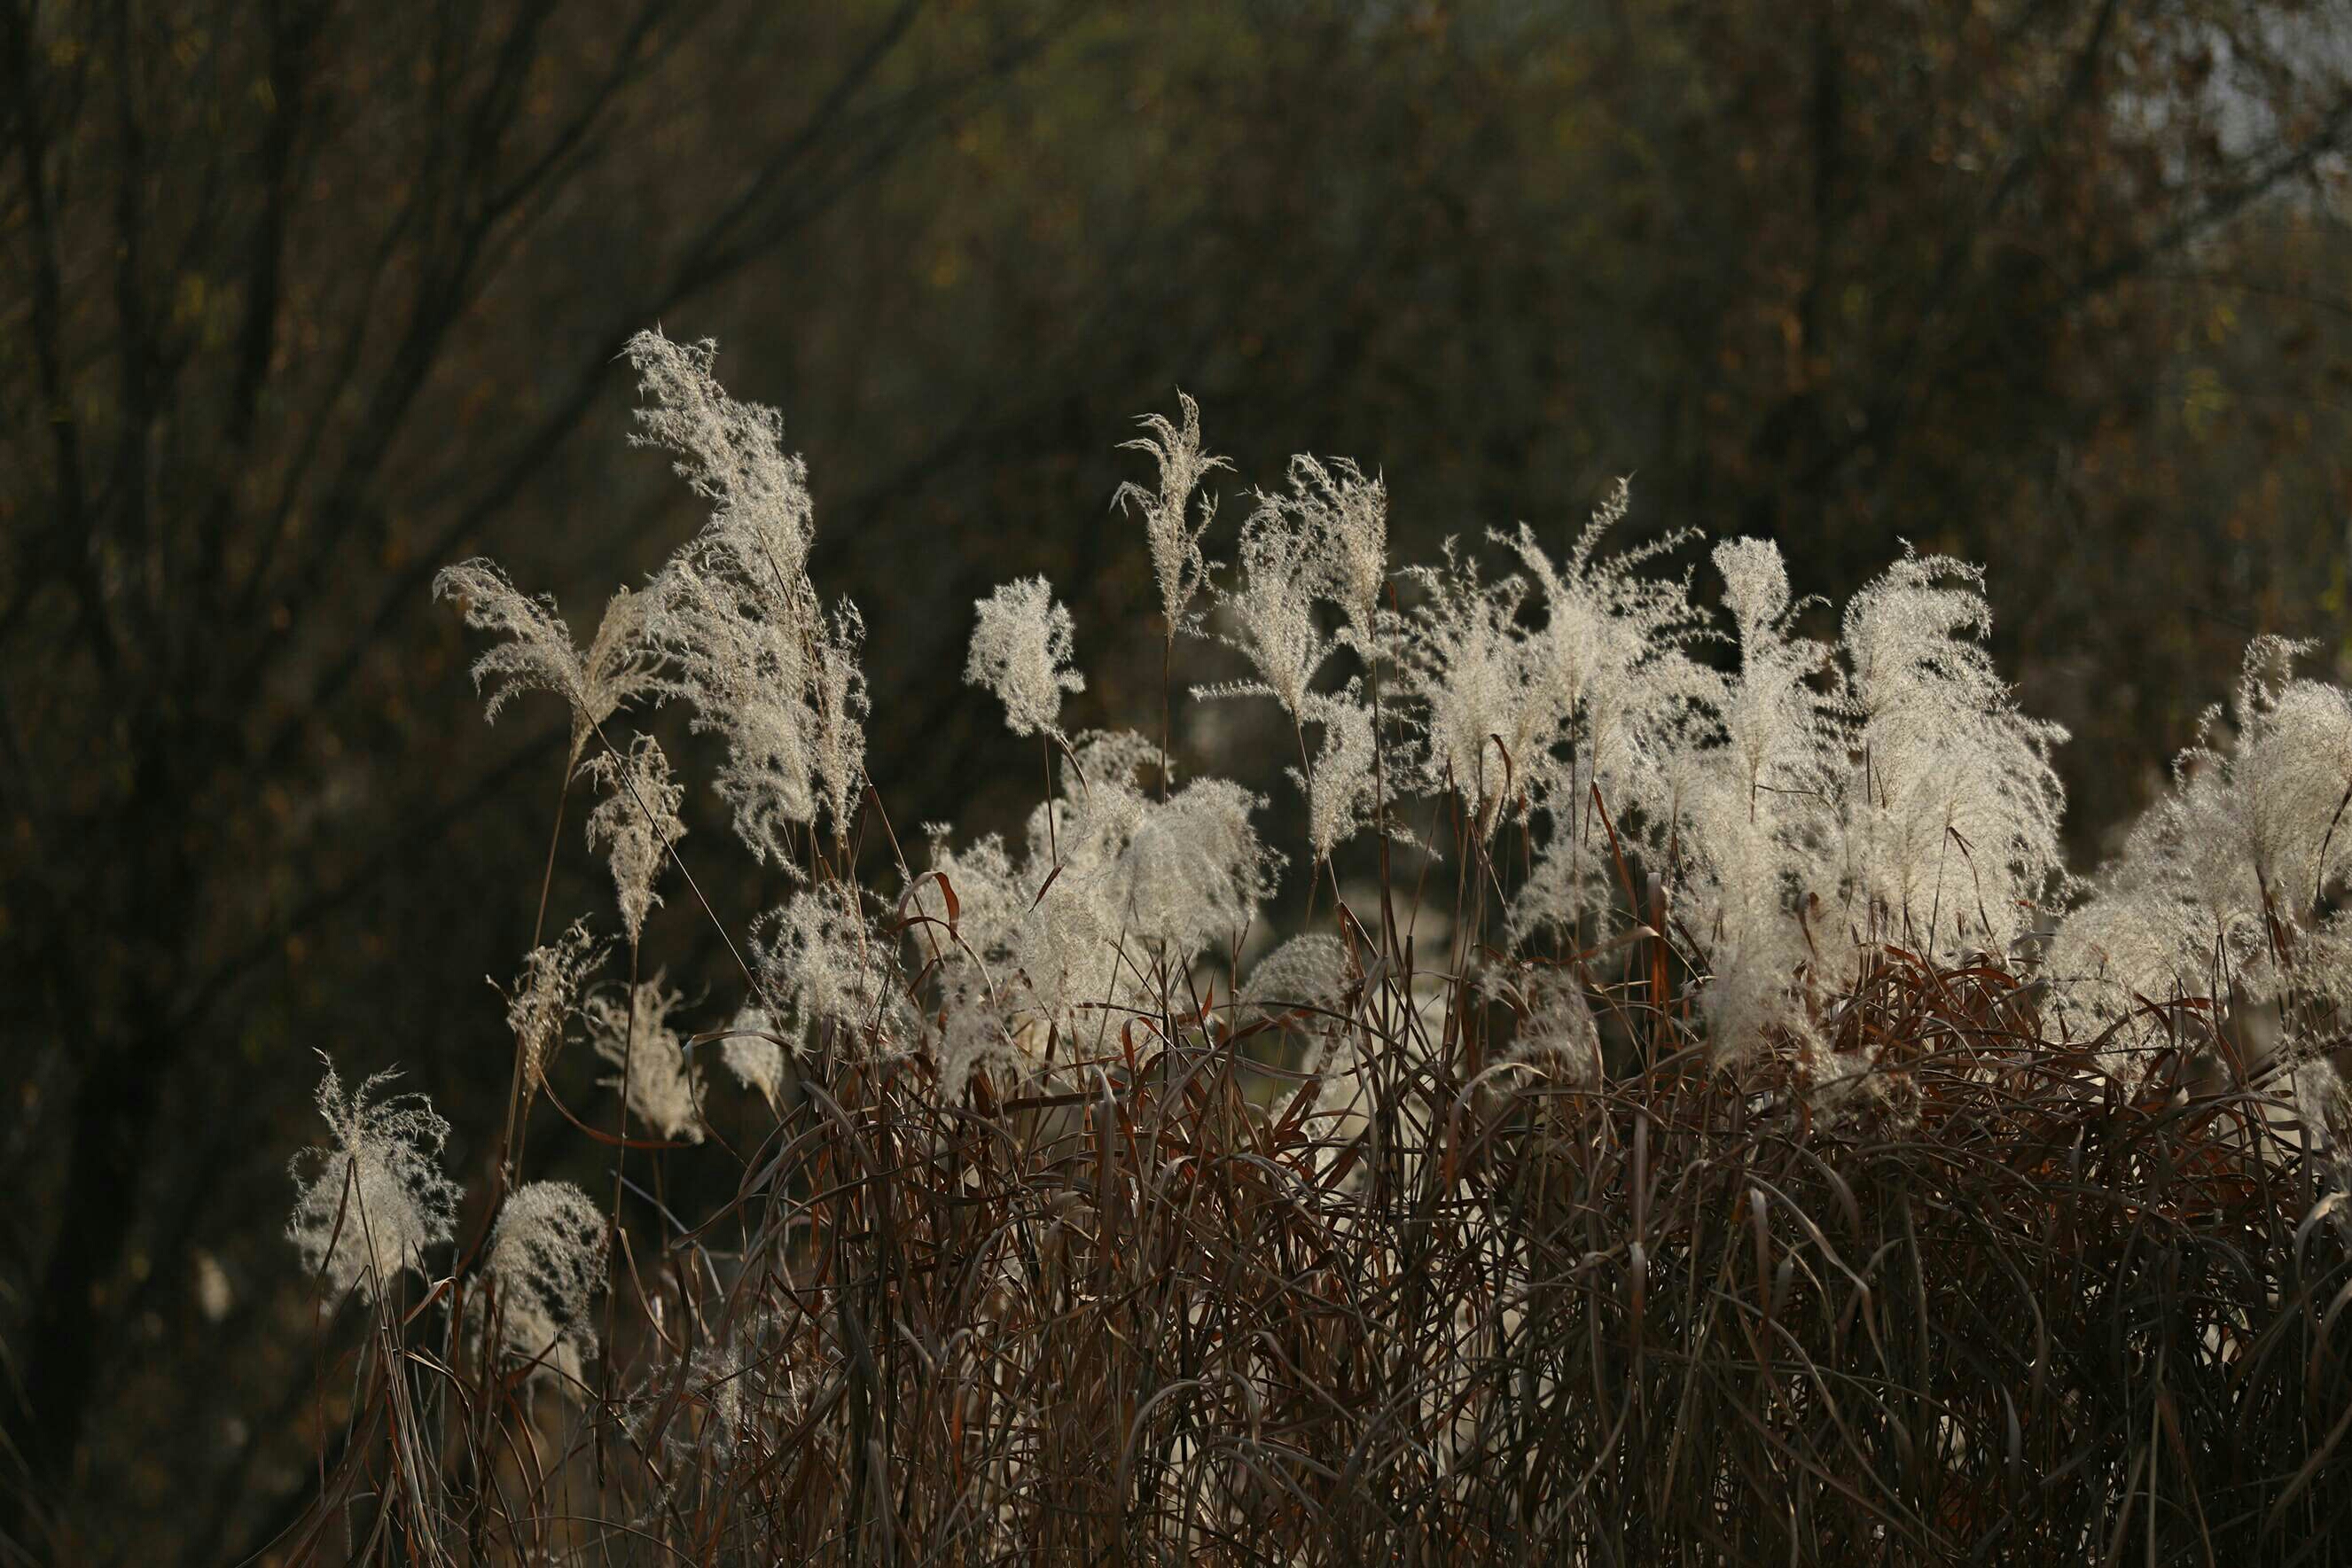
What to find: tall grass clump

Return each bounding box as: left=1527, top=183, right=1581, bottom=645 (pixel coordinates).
left=275, top=333, right=2352, bottom=1565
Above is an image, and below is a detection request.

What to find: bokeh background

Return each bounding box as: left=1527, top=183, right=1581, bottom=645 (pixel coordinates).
left=5, top=0, right=2352, bottom=1558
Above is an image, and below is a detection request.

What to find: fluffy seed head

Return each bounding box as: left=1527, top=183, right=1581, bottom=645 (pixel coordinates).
left=1114, top=392, right=1229, bottom=635
left=2231, top=638, right=2352, bottom=907
left=1299, top=687, right=1380, bottom=862
left=286, top=1059, right=461, bottom=1301
left=583, top=737, right=685, bottom=946
left=628, top=331, right=869, bottom=864
left=1498, top=480, right=1720, bottom=940
left=1387, top=547, right=1541, bottom=839
left=966, top=577, right=1084, bottom=738
left=718, top=1004, right=788, bottom=1109
left=1494, top=965, right=1602, bottom=1087
left=434, top=565, right=659, bottom=762
left=911, top=731, right=1278, bottom=1099
left=1198, top=495, right=1330, bottom=719
left=473, top=1181, right=606, bottom=1388
left=1835, top=549, right=2067, bottom=957
left=498, top=919, right=604, bottom=1096
left=1288, top=455, right=1389, bottom=656
left=809, top=600, right=871, bottom=849
left=587, top=977, right=703, bottom=1143
left=625, top=332, right=813, bottom=588
left=753, top=882, right=917, bottom=1058
left=1239, top=932, right=1356, bottom=1019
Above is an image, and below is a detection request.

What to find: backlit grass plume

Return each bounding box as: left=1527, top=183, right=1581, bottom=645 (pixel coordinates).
left=583, top=735, right=685, bottom=946
left=301, top=339, right=2352, bottom=1565
left=587, top=975, right=702, bottom=1143
left=1834, top=548, right=2067, bottom=959
left=966, top=576, right=1084, bottom=738
left=1114, top=390, right=1228, bottom=637
left=285, top=1060, right=460, bottom=1302
left=469, top=1180, right=606, bottom=1387
left=433, top=562, right=657, bottom=762
left=497, top=918, right=603, bottom=1097
left=625, top=330, right=869, bottom=866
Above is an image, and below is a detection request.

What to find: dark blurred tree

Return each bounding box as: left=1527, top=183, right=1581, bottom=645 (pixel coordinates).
left=816, top=0, right=2352, bottom=856
left=4, top=0, right=2350, bottom=1559
left=0, top=0, right=1075, bottom=1556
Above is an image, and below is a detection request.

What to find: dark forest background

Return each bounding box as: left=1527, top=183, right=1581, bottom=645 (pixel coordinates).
left=4, top=0, right=2352, bottom=1559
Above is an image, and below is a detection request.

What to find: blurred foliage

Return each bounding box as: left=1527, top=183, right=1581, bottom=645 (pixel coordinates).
left=4, top=0, right=2351, bottom=1558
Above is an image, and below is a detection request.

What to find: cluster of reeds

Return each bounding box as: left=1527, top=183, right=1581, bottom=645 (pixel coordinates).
left=274, top=337, right=2352, bottom=1565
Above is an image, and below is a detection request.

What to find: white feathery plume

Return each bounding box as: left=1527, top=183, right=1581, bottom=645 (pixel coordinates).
left=434, top=558, right=576, bottom=722
left=1503, top=480, right=1717, bottom=807
left=582, top=737, right=685, bottom=946
left=1044, top=732, right=1281, bottom=966
left=1114, top=392, right=1230, bottom=636
left=753, top=882, right=916, bottom=1058
left=286, top=1059, right=461, bottom=1301
left=581, top=586, right=659, bottom=736
left=1834, top=549, right=2067, bottom=959
left=1680, top=768, right=1825, bottom=1070
left=1707, top=538, right=1845, bottom=828
left=1241, top=932, right=1364, bottom=1143
left=912, top=829, right=1038, bottom=1099
left=496, top=919, right=604, bottom=1097
left=2039, top=883, right=2206, bottom=1080
left=473, top=1181, right=606, bottom=1388
left=2044, top=637, right=2352, bottom=1080
left=1299, top=686, right=1381, bottom=863
left=587, top=976, right=703, bottom=1143
left=2286, top=1054, right=2352, bottom=1162
left=626, top=332, right=815, bottom=589
left=965, top=577, right=1084, bottom=738
left=1489, top=963, right=1602, bottom=1087
left=1672, top=539, right=1843, bottom=1064
left=1386, top=545, right=1542, bottom=840
left=1196, top=493, right=1331, bottom=719
left=2231, top=637, right=2352, bottom=913
left=434, top=563, right=658, bottom=762
left=1286, top=455, right=1389, bottom=658
left=718, top=1004, right=788, bottom=1110
left=1111, top=774, right=1279, bottom=960
left=1497, top=479, right=1719, bottom=942
left=914, top=731, right=1278, bottom=1098
left=1239, top=932, right=1356, bottom=1020
left=627, top=330, right=867, bottom=865
left=809, top=600, right=871, bottom=851
left=645, top=553, right=817, bottom=867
